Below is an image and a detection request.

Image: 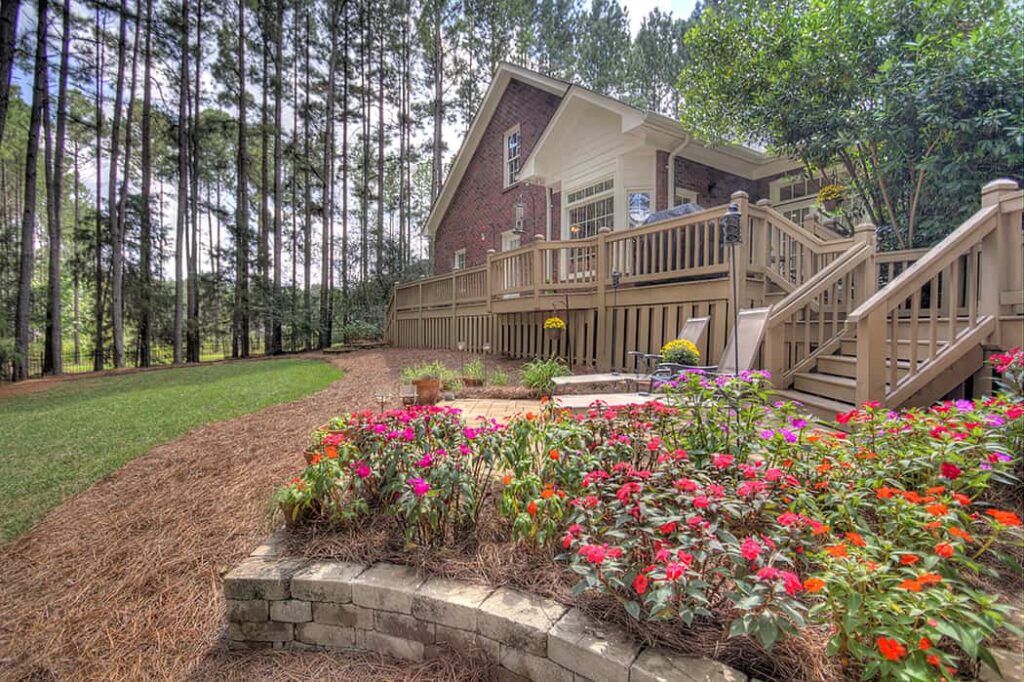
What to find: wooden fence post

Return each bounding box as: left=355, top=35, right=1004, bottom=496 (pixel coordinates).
left=531, top=235, right=544, bottom=304
left=595, top=226, right=612, bottom=371
left=854, top=222, right=878, bottom=306
left=979, top=179, right=1020, bottom=348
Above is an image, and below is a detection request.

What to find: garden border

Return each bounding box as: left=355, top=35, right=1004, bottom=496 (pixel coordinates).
left=223, top=531, right=749, bottom=682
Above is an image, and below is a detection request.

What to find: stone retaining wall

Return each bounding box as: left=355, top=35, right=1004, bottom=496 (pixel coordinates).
left=224, top=533, right=747, bottom=682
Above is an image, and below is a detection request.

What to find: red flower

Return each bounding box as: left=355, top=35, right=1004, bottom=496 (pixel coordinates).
left=935, top=542, right=954, bottom=558
left=919, top=637, right=932, bottom=651
left=526, top=500, right=538, bottom=517
left=844, top=532, right=866, bottom=547
left=692, top=496, right=710, bottom=509
left=925, top=503, right=948, bottom=516
left=877, top=636, right=906, bottom=661
left=940, top=462, right=962, bottom=480
left=632, top=573, right=649, bottom=595
left=988, top=509, right=1023, bottom=527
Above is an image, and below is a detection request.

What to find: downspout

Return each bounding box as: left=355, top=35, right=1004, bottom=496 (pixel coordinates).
left=666, top=133, right=692, bottom=208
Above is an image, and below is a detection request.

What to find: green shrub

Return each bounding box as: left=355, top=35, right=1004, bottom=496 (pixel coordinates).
left=462, top=358, right=485, bottom=381
left=337, top=320, right=380, bottom=343
left=401, top=361, right=461, bottom=391
left=489, top=369, right=509, bottom=386
left=520, top=357, right=570, bottom=396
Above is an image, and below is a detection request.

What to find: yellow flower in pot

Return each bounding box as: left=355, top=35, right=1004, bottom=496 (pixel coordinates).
left=659, top=338, right=701, bottom=366
left=544, top=316, right=566, bottom=341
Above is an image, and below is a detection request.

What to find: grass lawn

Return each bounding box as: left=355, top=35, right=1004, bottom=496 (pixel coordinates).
left=0, top=358, right=342, bottom=543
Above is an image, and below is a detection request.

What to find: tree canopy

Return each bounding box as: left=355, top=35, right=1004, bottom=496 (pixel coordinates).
left=678, top=0, right=1024, bottom=248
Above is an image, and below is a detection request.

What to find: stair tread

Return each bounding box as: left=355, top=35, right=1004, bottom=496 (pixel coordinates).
left=774, top=389, right=853, bottom=418
left=821, top=355, right=915, bottom=368
left=794, top=372, right=855, bottom=387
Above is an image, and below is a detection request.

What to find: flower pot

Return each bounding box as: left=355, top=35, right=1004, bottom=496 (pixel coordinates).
left=279, top=501, right=305, bottom=528
left=303, top=450, right=316, bottom=465
left=544, top=328, right=563, bottom=342
left=462, top=377, right=483, bottom=387
left=823, top=198, right=840, bottom=212
left=413, top=378, right=442, bottom=405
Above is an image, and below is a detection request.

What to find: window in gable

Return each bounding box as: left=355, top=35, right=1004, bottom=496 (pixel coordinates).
left=504, top=125, right=521, bottom=187
left=453, top=248, right=467, bottom=270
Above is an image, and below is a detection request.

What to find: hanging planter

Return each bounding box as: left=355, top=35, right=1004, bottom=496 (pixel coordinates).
left=817, top=183, right=847, bottom=213
left=544, top=316, right=566, bottom=342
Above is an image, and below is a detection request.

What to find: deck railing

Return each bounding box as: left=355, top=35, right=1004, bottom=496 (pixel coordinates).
left=846, top=180, right=1022, bottom=404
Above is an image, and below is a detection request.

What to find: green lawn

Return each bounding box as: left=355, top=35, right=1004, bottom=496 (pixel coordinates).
left=0, top=358, right=342, bottom=543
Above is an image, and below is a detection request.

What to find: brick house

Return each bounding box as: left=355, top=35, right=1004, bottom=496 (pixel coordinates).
left=426, top=63, right=811, bottom=275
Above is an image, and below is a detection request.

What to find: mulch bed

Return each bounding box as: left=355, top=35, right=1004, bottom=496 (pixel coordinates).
left=0, top=349, right=504, bottom=681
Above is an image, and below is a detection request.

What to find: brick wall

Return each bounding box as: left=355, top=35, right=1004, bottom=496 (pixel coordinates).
left=433, top=80, right=563, bottom=274
left=673, top=157, right=760, bottom=206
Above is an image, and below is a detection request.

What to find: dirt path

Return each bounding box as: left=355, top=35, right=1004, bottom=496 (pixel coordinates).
left=0, top=349, right=516, bottom=681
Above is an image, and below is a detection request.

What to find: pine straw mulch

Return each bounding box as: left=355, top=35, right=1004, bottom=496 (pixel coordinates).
left=0, top=349, right=508, bottom=682
left=293, top=506, right=838, bottom=682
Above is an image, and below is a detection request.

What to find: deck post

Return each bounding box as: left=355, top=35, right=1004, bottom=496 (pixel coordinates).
left=730, top=191, right=750, bottom=311
left=531, top=235, right=545, bottom=305
left=979, top=179, right=1020, bottom=347
left=417, top=279, right=424, bottom=348
left=485, top=249, right=496, bottom=354
left=854, top=222, right=878, bottom=306
left=595, top=227, right=612, bottom=371
left=855, top=309, right=886, bottom=405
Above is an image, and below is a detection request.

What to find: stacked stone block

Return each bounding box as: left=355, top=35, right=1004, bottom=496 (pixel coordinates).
left=224, top=533, right=748, bottom=681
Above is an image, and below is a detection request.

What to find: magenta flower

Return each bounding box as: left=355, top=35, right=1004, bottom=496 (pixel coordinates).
left=408, top=477, right=430, bottom=497
left=354, top=461, right=371, bottom=478
left=741, top=536, right=762, bottom=561
left=416, top=453, right=433, bottom=468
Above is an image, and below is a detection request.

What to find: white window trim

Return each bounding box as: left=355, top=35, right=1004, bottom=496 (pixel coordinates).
left=453, top=248, right=466, bottom=271
left=500, top=230, right=521, bottom=252
left=674, top=187, right=698, bottom=205
left=503, top=125, right=521, bottom=188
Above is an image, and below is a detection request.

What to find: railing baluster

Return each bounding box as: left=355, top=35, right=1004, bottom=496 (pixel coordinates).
left=928, top=275, right=938, bottom=361
left=908, top=290, right=920, bottom=378
left=947, top=257, right=960, bottom=345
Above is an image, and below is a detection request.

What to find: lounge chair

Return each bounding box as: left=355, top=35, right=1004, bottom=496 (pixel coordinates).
left=627, top=315, right=710, bottom=378
left=647, top=307, right=771, bottom=390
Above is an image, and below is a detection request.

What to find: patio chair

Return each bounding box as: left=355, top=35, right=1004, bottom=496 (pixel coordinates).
left=626, top=315, right=709, bottom=379
left=646, top=307, right=771, bottom=390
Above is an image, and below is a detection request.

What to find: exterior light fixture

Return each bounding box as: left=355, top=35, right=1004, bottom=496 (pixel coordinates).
left=513, top=197, right=526, bottom=235
left=720, top=202, right=742, bottom=374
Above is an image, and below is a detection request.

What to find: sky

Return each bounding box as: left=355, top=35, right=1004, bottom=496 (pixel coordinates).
left=624, top=0, right=700, bottom=34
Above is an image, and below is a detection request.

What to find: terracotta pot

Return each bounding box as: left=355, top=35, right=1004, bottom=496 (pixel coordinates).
left=823, top=198, right=840, bottom=212
left=462, top=377, right=484, bottom=387
left=303, top=450, right=316, bottom=465
left=544, top=328, right=563, bottom=342
left=412, top=378, right=442, bottom=405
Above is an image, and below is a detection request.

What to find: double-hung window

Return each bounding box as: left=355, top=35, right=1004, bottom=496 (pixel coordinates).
left=503, top=125, right=521, bottom=187
left=453, top=249, right=466, bottom=271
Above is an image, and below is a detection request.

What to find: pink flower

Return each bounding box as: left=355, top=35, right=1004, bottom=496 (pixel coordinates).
left=674, top=478, right=699, bottom=492
left=756, top=566, right=780, bottom=581
left=764, top=468, right=783, bottom=482
left=712, top=453, right=734, bottom=469
left=740, top=536, right=762, bottom=561
left=693, top=496, right=710, bottom=509
left=416, top=453, right=433, bottom=468
left=354, top=461, right=371, bottom=478
left=664, top=561, right=685, bottom=581
left=408, top=477, right=430, bottom=497
left=777, top=512, right=801, bottom=526
left=780, top=571, right=802, bottom=595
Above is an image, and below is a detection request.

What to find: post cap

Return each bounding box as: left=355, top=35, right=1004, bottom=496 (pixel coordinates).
left=755, top=198, right=772, bottom=207
left=730, top=190, right=750, bottom=201
left=982, top=178, right=1019, bottom=194
left=486, top=248, right=496, bottom=254
left=533, top=234, right=546, bottom=241
left=597, top=226, right=612, bottom=234
left=854, top=222, right=877, bottom=234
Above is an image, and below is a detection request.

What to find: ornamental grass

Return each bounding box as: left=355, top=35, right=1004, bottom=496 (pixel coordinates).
left=281, top=351, right=1024, bottom=681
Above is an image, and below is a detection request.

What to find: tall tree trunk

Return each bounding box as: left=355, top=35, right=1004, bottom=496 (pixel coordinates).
left=72, top=144, right=81, bottom=364
left=0, top=0, right=20, bottom=144
left=340, top=5, right=349, bottom=310
left=116, top=0, right=141, bottom=359
left=174, top=0, right=189, bottom=363
left=375, top=10, right=384, bottom=274
left=359, top=0, right=368, bottom=283
left=108, top=0, right=129, bottom=368
left=234, top=0, right=250, bottom=357
left=44, top=0, right=72, bottom=375
left=302, top=10, right=311, bottom=350
left=270, top=0, right=283, bottom=354
left=431, top=6, right=443, bottom=203
left=319, top=1, right=338, bottom=349
left=187, top=0, right=202, bottom=362
left=138, top=0, right=154, bottom=366
left=14, top=0, right=47, bottom=381
left=258, top=0, right=270, bottom=353
left=93, top=7, right=105, bottom=372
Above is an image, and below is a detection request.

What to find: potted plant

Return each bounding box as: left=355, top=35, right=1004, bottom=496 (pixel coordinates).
left=659, top=338, right=701, bottom=366
left=544, top=316, right=566, bottom=342
left=406, top=361, right=445, bottom=405
left=461, top=358, right=486, bottom=387
left=816, top=183, right=847, bottom=212
left=274, top=478, right=312, bottom=527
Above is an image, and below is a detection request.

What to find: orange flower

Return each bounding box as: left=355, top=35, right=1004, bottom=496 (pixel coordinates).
left=876, top=487, right=900, bottom=499
left=540, top=485, right=555, bottom=499
left=903, top=491, right=926, bottom=504
left=539, top=396, right=550, bottom=404
left=935, top=542, right=954, bottom=558
left=919, top=637, right=932, bottom=651
left=877, top=637, right=906, bottom=662
left=953, top=493, right=971, bottom=506
left=900, top=554, right=920, bottom=565
left=925, top=503, right=948, bottom=516
left=524, top=412, right=536, bottom=421
left=825, top=543, right=848, bottom=558
left=898, top=579, right=922, bottom=592
left=310, top=453, right=322, bottom=465
left=501, top=474, right=512, bottom=486
left=926, top=654, right=941, bottom=667
left=325, top=445, right=338, bottom=459
left=844, top=532, right=866, bottom=547
left=811, top=524, right=832, bottom=536
left=549, top=449, right=561, bottom=461
left=926, top=485, right=946, bottom=494
left=918, top=573, right=943, bottom=585
left=948, top=526, right=974, bottom=543
left=923, top=521, right=942, bottom=529
left=803, top=577, right=826, bottom=593
left=987, top=509, right=1022, bottom=527
left=817, top=462, right=832, bottom=474
left=526, top=500, right=538, bottom=516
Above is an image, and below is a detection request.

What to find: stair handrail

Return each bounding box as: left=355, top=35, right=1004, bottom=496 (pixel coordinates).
left=763, top=229, right=876, bottom=388
left=846, top=180, right=1022, bottom=405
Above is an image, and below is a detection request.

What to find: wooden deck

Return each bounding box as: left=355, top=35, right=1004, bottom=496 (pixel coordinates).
left=387, top=181, right=1024, bottom=410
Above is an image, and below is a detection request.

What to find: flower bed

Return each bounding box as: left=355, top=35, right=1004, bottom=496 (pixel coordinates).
left=266, top=353, right=1024, bottom=681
